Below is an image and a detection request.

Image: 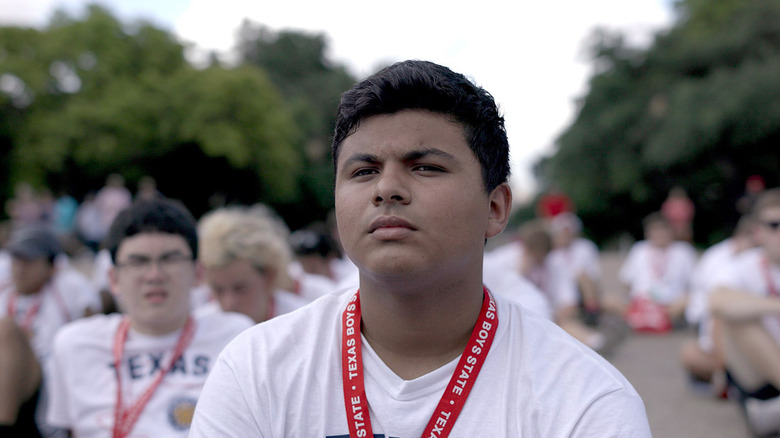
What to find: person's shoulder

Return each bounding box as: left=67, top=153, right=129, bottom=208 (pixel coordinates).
left=486, top=276, right=552, bottom=320
left=700, top=238, right=731, bottom=257
left=195, top=308, right=255, bottom=337
left=733, top=247, right=764, bottom=267
left=223, top=288, right=353, bottom=352
left=698, top=238, right=736, bottom=265
left=574, top=237, right=599, bottom=252
left=671, top=240, right=698, bottom=255
left=54, top=313, right=120, bottom=349
left=265, top=287, right=353, bottom=328
left=496, top=295, right=635, bottom=388
left=274, top=288, right=312, bottom=313
left=626, top=240, right=649, bottom=254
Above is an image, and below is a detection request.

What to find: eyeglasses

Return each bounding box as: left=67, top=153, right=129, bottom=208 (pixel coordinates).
left=115, top=252, right=194, bottom=275
left=761, top=220, right=780, bottom=231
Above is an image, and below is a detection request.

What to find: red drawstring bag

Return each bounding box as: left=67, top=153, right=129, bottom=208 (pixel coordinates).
left=624, top=297, right=672, bottom=333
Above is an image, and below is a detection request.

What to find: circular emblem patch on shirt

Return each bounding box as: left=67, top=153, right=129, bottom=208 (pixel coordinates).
left=167, top=396, right=197, bottom=430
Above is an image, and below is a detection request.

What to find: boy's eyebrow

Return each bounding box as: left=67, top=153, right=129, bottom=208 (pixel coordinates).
left=402, top=148, right=456, bottom=162
left=123, top=249, right=191, bottom=260
left=341, top=153, right=379, bottom=169
left=340, top=148, right=456, bottom=169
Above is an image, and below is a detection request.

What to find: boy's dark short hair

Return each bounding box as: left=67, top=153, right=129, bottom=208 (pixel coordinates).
left=104, top=198, right=198, bottom=263
left=332, top=60, right=510, bottom=193
left=5, top=225, right=61, bottom=264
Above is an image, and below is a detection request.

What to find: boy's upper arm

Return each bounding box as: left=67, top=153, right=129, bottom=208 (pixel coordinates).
left=190, top=351, right=265, bottom=437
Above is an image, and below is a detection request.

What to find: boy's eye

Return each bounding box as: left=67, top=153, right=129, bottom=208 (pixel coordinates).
left=351, top=168, right=377, bottom=177
left=414, top=165, right=444, bottom=172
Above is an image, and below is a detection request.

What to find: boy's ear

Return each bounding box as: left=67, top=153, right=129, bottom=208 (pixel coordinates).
left=486, top=183, right=512, bottom=240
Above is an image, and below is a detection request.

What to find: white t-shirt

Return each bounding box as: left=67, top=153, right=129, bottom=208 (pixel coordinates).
left=685, top=239, right=741, bottom=351
left=482, top=259, right=552, bottom=319
left=484, top=241, right=574, bottom=310
left=294, top=271, right=341, bottom=302
left=548, top=238, right=602, bottom=280
left=45, top=310, right=254, bottom=437
left=712, top=248, right=780, bottom=346
left=619, top=241, right=698, bottom=304
left=0, top=267, right=100, bottom=362
left=190, top=289, right=651, bottom=437
left=194, top=288, right=310, bottom=320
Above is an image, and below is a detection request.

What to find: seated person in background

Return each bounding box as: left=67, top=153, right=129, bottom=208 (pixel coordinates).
left=710, top=188, right=780, bottom=437
left=191, top=60, right=650, bottom=437
left=197, top=206, right=310, bottom=322
left=486, top=221, right=605, bottom=350
left=680, top=215, right=756, bottom=395
left=547, top=213, right=602, bottom=322
left=45, top=198, right=254, bottom=437
left=620, top=212, right=698, bottom=332
left=0, top=225, right=99, bottom=437
left=288, top=226, right=341, bottom=301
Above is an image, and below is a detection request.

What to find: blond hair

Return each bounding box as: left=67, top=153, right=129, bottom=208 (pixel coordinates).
left=198, top=206, right=292, bottom=291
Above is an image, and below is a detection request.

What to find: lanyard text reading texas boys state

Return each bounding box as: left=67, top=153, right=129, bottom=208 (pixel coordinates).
left=341, top=288, right=497, bottom=438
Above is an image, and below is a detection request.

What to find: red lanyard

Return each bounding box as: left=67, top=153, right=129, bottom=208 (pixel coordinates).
left=341, top=287, right=497, bottom=438
left=762, top=257, right=779, bottom=297
left=6, top=284, right=70, bottom=333
left=112, top=316, right=196, bottom=438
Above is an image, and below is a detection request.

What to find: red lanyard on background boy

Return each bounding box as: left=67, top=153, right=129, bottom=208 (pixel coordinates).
left=112, top=316, right=196, bottom=438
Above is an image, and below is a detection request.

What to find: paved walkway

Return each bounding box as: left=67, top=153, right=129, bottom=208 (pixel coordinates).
left=600, top=252, right=752, bottom=437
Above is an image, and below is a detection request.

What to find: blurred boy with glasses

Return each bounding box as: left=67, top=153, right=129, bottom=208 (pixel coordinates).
left=45, top=198, right=253, bottom=437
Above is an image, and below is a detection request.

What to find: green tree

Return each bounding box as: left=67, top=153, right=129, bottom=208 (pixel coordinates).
left=236, top=21, right=357, bottom=227
left=1, top=5, right=302, bottom=219
left=539, top=0, right=780, bottom=245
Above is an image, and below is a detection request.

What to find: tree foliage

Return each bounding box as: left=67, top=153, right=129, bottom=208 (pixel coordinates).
left=236, top=21, right=357, bottom=225
left=539, top=0, right=780, bottom=245
left=0, top=5, right=345, bottom=223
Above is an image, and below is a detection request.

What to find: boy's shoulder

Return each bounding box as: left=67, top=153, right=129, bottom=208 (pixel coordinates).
left=54, top=312, right=121, bottom=349
left=228, top=289, right=353, bottom=347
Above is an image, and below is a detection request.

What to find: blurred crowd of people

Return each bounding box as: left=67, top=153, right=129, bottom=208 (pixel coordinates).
left=2, top=174, right=163, bottom=256
left=1, top=170, right=779, bottom=436
left=518, top=179, right=780, bottom=437
left=0, top=188, right=360, bottom=437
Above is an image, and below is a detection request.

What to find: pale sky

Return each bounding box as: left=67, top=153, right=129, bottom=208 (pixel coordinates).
left=1, top=0, right=674, bottom=203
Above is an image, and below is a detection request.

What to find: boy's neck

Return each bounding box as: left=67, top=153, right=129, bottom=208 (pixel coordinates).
left=357, top=275, right=486, bottom=380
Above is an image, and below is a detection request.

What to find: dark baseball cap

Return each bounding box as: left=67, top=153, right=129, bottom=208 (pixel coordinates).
left=5, top=225, right=62, bottom=260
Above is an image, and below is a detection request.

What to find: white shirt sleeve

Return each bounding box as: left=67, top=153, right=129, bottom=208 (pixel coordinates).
left=569, top=388, right=653, bottom=437
left=45, top=330, right=74, bottom=429
left=190, top=348, right=265, bottom=437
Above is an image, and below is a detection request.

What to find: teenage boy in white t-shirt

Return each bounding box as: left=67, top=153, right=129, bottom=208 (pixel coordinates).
left=547, top=213, right=602, bottom=317
left=45, top=198, right=253, bottom=437
left=619, top=212, right=698, bottom=331
left=680, top=215, right=755, bottom=393
left=710, top=188, right=780, bottom=436
left=190, top=60, right=650, bottom=437
left=196, top=206, right=309, bottom=322
left=0, top=225, right=100, bottom=437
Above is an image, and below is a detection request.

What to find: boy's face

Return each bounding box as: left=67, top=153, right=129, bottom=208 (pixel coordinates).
left=334, top=109, right=510, bottom=284
left=109, top=232, right=200, bottom=334
left=756, top=206, right=780, bottom=262
left=11, top=257, right=55, bottom=295
left=646, top=221, right=673, bottom=248
left=205, top=258, right=273, bottom=323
